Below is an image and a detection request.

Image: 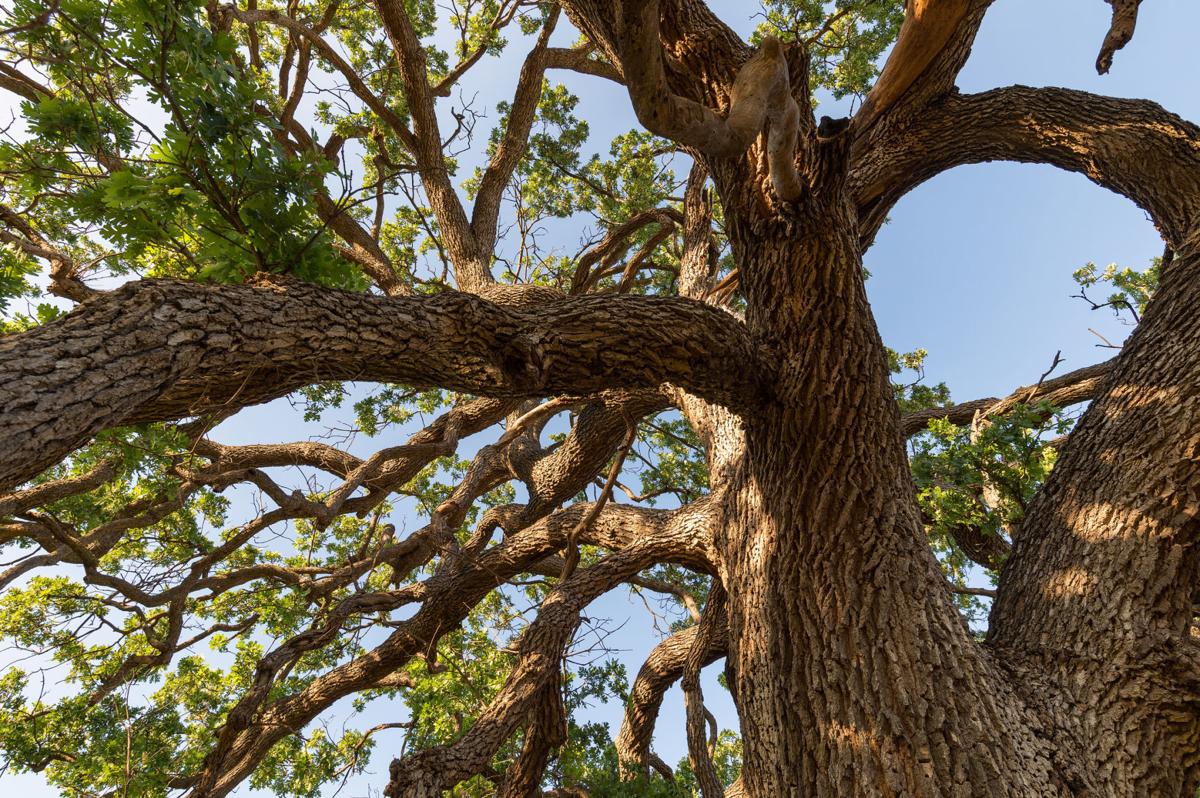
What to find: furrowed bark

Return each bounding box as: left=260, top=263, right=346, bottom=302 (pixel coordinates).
left=615, top=4, right=777, bottom=148
left=853, top=86, right=1200, bottom=247
left=0, top=278, right=760, bottom=491
left=385, top=549, right=653, bottom=797
left=9, top=2, right=1200, bottom=795
left=563, top=1, right=806, bottom=201
left=987, top=234, right=1200, bottom=792
left=710, top=139, right=1069, bottom=795
left=500, top=390, right=670, bottom=532
left=682, top=583, right=727, bottom=798
left=374, top=0, right=489, bottom=290
left=497, top=681, right=568, bottom=798
left=672, top=160, right=748, bottom=489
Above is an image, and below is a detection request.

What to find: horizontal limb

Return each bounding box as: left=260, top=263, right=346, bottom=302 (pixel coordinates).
left=0, top=278, right=761, bottom=491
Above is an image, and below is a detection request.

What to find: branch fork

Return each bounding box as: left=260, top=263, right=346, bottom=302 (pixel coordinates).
left=617, top=1, right=804, bottom=201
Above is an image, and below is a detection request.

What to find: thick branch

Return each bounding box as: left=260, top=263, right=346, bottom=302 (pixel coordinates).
left=384, top=547, right=665, bottom=797
left=673, top=162, right=746, bottom=487
left=559, top=0, right=748, bottom=100
left=615, top=2, right=803, bottom=198
left=187, top=499, right=715, bottom=798
left=615, top=615, right=727, bottom=779
left=312, top=192, right=409, bottom=296
left=682, top=583, right=726, bottom=798
left=615, top=0, right=737, bottom=156
left=0, top=279, right=761, bottom=491
left=470, top=8, right=559, bottom=258
left=944, top=518, right=1010, bottom=571
left=0, top=203, right=95, bottom=301
left=854, top=0, right=976, bottom=131
left=543, top=45, right=623, bottom=84
left=508, top=391, right=670, bottom=531
left=562, top=1, right=803, bottom=199
left=375, top=0, right=487, bottom=290
left=854, top=86, right=1200, bottom=248
left=496, top=681, right=567, bottom=798
left=0, top=459, right=117, bottom=517
left=677, top=161, right=717, bottom=299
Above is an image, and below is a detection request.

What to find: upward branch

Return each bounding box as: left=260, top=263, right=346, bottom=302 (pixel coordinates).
left=470, top=8, right=561, bottom=257
left=854, top=0, right=974, bottom=132
left=375, top=0, right=488, bottom=290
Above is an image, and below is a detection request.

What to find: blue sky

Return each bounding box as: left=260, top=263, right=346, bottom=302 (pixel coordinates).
left=6, top=1, right=1200, bottom=795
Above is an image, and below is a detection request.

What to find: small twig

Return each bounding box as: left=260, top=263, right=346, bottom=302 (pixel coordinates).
left=1034, top=350, right=1063, bottom=391
left=1087, top=328, right=1121, bottom=349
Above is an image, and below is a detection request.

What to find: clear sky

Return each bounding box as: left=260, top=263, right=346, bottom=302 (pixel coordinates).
left=5, top=1, right=1200, bottom=795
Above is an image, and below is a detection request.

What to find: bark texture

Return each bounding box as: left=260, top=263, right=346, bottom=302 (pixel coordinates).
left=0, top=277, right=759, bottom=491
left=3, top=1, right=1200, bottom=796
left=988, top=238, right=1200, bottom=793
left=712, top=180, right=1068, bottom=796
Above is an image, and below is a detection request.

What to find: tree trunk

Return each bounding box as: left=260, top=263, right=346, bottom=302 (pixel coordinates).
left=986, top=237, right=1200, bottom=794
left=712, top=170, right=1078, bottom=795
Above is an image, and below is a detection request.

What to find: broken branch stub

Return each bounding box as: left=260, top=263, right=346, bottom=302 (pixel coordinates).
left=1096, top=0, right=1142, bottom=74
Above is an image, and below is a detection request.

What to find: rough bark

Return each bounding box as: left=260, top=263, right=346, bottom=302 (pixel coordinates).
left=987, top=234, right=1200, bottom=793
left=853, top=87, right=1200, bottom=247
left=191, top=499, right=718, bottom=798
left=615, top=617, right=728, bottom=778
left=710, top=159, right=1069, bottom=794
left=0, top=277, right=760, bottom=491
left=374, top=0, right=491, bottom=290
left=6, top=2, right=1200, bottom=796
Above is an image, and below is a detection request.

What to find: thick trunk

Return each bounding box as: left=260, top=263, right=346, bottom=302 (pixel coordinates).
left=987, top=238, right=1200, bottom=794
left=714, top=182, right=1072, bottom=795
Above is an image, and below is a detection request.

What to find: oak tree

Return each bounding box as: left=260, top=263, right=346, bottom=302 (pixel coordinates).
left=1, top=0, right=1198, bottom=796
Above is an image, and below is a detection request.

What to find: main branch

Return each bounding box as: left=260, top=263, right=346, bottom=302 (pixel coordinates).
left=0, top=279, right=761, bottom=491
left=853, top=86, right=1200, bottom=246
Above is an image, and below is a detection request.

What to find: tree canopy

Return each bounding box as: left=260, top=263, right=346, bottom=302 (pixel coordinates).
left=1, top=1, right=1198, bottom=797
